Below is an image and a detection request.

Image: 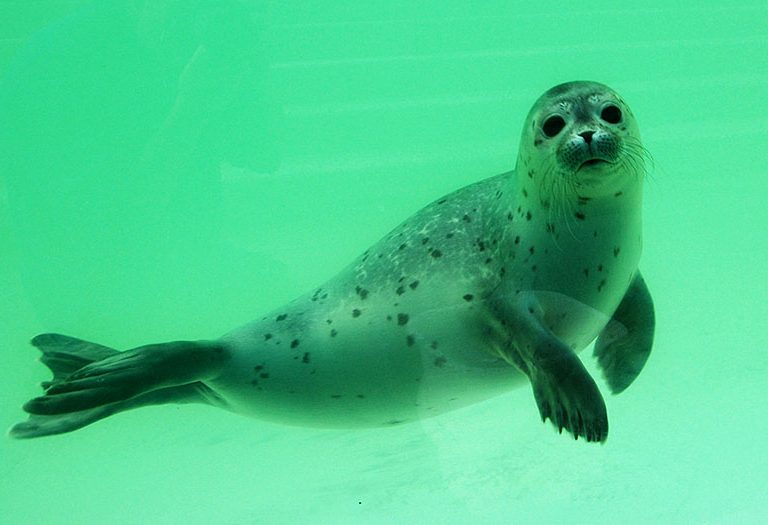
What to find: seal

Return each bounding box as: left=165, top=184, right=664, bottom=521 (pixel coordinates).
left=11, top=81, right=654, bottom=443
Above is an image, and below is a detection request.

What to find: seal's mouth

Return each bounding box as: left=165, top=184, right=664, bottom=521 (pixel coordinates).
left=578, top=158, right=609, bottom=169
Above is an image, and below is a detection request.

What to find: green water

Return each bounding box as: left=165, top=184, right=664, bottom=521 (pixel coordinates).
left=1, top=1, right=766, bottom=523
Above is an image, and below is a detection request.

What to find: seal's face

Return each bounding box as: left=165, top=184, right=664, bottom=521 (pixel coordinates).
left=519, top=81, right=645, bottom=199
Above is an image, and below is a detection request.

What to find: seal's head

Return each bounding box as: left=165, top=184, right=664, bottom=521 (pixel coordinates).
left=517, top=81, right=646, bottom=200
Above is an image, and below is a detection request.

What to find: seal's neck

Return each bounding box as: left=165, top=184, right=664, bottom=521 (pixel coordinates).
left=489, top=161, right=645, bottom=262
left=503, top=158, right=644, bottom=231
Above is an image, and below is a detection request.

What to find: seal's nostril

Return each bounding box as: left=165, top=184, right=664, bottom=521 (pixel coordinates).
left=579, top=131, right=595, bottom=144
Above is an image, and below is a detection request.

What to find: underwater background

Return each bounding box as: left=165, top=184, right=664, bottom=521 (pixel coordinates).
left=1, top=1, right=766, bottom=523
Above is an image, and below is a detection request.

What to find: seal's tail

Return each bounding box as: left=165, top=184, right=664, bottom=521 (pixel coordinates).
left=10, top=334, right=227, bottom=439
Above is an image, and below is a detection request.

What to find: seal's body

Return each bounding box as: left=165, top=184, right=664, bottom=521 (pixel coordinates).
left=12, top=81, right=654, bottom=442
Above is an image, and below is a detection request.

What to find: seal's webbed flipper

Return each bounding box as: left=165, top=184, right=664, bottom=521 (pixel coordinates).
left=10, top=334, right=229, bottom=439
left=490, top=293, right=608, bottom=443
left=527, top=344, right=608, bottom=443
left=594, top=273, right=655, bottom=394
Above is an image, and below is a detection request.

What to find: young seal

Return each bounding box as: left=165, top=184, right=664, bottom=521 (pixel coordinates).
left=10, top=81, right=654, bottom=443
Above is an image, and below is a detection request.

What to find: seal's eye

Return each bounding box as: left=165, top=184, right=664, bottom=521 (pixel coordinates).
left=600, top=105, right=622, bottom=124
left=542, top=115, right=566, bottom=138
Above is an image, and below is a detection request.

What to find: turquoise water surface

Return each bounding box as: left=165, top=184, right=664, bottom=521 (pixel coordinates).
left=1, top=2, right=767, bottom=523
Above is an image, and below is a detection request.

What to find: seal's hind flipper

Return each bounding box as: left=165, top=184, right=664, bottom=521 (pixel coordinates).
left=10, top=333, right=229, bottom=438
left=594, top=273, right=655, bottom=394
left=32, top=334, right=118, bottom=387
left=10, top=382, right=219, bottom=439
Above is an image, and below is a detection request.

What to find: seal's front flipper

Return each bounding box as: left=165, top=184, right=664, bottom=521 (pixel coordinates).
left=528, top=342, right=608, bottom=442
left=10, top=334, right=229, bottom=438
left=491, top=294, right=608, bottom=443
left=594, top=273, right=655, bottom=394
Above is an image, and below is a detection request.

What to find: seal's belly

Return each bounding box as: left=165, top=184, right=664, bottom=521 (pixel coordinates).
left=211, top=293, right=522, bottom=428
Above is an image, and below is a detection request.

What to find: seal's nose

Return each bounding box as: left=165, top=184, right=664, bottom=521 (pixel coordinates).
left=579, top=130, right=595, bottom=144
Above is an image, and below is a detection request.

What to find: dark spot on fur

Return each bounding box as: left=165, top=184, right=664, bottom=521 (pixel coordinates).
left=330, top=329, right=338, bottom=337
left=331, top=394, right=342, bottom=399
left=409, top=280, right=419, bottom=290
left=434, top=356, right=447, bottom=368
left=526, top=211, right=532, bottom=221
left=386, top=315, right=392, bottom=321
left=438, top=199, right=447, bottom=204
left=575, top=211, right=586, bottom=220
left=529, top=246, right=535, bottom=255
left=514, top=235, right=520, bottom=245
left=546, top=223, right=555, bottom=233
left=614, top=191, right=623, bottom=197
left=431, top=249, right=443, bottom=258
left=522, top=188, right=528, bottom=198
left=430, top=341, right=439, bottom=349
left=614, top=247, right=621, bottom=257
left=583, top=268, right=589, bottom=277
left=399, top=243, right=407, bottom=251
left=421, top=237, right=429, bottom=245
left=507, top=212, right=514, bottom=221
left=598, top=264, right=603, bottom=272
left=259, top=372, right=270, bottom=379
left=463, top=294, right=474, bottom=302
left=302, top=352, right=310, bottom=363
left=406, top=335, right=415, bottom=347
left=276, top=314, right=288, bottom=322
left=396, top=285, right=406, bottom=295
left=290, top=339, right=300, bottom=349
left=352, top=309, right=362, bottom=318
left=462, top=214, right=471, bottom=223
left=264, top=333, right=273, bottom=341
left=254, top=365, right=264, bottom=372
left=355, top=286, right=369, bottom=300
left=598, top=279, right=606, bottom=292
left=397, top=313, right=409, bottom=326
